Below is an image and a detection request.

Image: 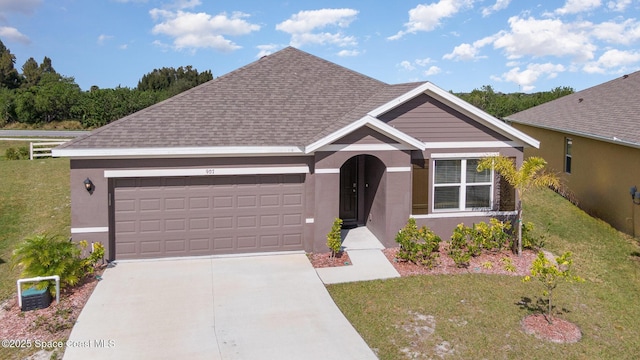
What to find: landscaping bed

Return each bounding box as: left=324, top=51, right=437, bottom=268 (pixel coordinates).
left=308, top=251, right=351, bottom=268
left=0, top=270, right=103, bottom=359
left=383, top=244, right=538, bottom=277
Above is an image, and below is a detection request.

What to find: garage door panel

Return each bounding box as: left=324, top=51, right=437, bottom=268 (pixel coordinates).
left=283, top=234, right=303, bottom=246
left=165, top=239, right=186, bottom=253
left=213, top=237, right=234, bottom=251
left=260, top=235, right=280, bottom=247
left=260, top=194, right=280, bottom=207
left=114, top=175, right=304, bottom=259
left=213, top=196, right=233, bottom=208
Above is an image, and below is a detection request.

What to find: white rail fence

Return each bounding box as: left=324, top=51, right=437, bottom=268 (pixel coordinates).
left=29, top=140, right=70, bottom=160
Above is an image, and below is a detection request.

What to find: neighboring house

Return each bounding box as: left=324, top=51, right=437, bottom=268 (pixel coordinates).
left=506, top=71, right=640, bottom=237
left=53, top=47, right=538, bottom=261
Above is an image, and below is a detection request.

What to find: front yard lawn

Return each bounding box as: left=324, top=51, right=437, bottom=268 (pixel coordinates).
left=328, top=188, right=640, bottom=359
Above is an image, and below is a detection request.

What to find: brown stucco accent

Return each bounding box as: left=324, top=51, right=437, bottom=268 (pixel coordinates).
left=379, top=94, right=510, bottom=142
left=513, top=123, right=640, bottom=236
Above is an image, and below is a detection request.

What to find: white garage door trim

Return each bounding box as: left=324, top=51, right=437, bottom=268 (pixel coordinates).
left=105, top=166, right=309, bottom=178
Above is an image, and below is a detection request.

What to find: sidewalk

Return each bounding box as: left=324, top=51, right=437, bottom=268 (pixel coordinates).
left=315, top=227, right=400, bottom=284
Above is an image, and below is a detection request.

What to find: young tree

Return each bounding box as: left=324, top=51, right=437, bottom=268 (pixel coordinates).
left=523, top=251, right=583, bottom=324
left=477, top=156, right=559, bottom=256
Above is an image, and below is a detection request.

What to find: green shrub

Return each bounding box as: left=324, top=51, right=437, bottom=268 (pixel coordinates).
left=501, top=257, right=516, bottom=272
left=396, top=218, right=441, bottom=268
left=522, top=221, right=546, bottom=250
left=5, top=146, right=29, bottom=160
left=486, top=218, right=512, bottom=251
left=449, top=220, right=513, bottom=268
left=449, top=224, right=473, bottom=267
left=11, top=234, right=103, bottom=295
left=326, top=218, right=343, bottom=258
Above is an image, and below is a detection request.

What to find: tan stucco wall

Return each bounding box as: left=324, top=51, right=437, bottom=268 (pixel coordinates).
left=513, top=124, right=640, bottom=237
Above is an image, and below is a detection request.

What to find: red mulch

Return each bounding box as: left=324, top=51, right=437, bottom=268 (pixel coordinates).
left=308, top=251, right=352, bottom=268
left=382, top=243, right=537, bottom=277
left=0, top=267, right=104, bottom=345
left=522, top=314, right=582, bottom=343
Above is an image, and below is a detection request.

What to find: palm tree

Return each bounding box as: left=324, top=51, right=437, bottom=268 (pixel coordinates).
left=477, top=156, right=559, bottom=256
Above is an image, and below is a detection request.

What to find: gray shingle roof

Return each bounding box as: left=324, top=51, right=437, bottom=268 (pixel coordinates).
left=61, top=47, right=425, bottom=150
left=506, top=71, right=640, bottom=147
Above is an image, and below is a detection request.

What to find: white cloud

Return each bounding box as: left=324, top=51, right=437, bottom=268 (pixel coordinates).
left=424, top=66, right=442, bottom=76
left=590, top=18, right=640, bottom=45
left=337, top=49, right=360, bottom=57
left=399, top=60, right=415, bottom=71
left=607, top=0, right=632, bottom=11
left=398, top=57, right=439, bottom=74
left=416, top=58, right=434, bottom=66
left=0, top=26, right=30, bottom=43
left=443, top=43, right=480, bottom=61
left=493, top=16, right=596, bottom=62
left=497, top=63, right=566, bottom=91
left=119, top=44, right=129, bottom=50
left=388, top=0, right=474, bottom=40
left=482, top=0, right=511, bottom=17
left=256, top=44, right=279, bottom=58
left=443, top=35, right=495, bottom=61
left=276, top=9, right=359, bottom=48
left=583, top=49, right=640, bottom=73
left=150, top=9, right=260, bottom=52
left=555, top=0, right=601, bottom=15
left=97, top=34, right=113, bottom=45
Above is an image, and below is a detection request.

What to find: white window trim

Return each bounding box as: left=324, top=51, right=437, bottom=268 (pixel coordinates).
left=431, top=158, right=494, bottom=213
left=411, top=210, right=517, bottom=219
left=564, top=138, right=572, bottom=174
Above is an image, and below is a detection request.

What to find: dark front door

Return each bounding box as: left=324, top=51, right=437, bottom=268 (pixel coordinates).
left=340, top=156, right=358, bottom=226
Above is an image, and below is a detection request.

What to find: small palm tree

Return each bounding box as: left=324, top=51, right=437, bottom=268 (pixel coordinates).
left=11, top=234, right=86, bottom=293
left=477, top=156, right=559, bottom=256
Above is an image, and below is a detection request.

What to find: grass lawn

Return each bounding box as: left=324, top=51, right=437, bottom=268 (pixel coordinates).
left=0, top=141, right=70, bottom=301
left=328, top=188, right=640, bottom=359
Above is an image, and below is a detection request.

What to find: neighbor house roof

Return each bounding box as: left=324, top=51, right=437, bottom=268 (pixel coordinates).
left=505, top=71, right=640, bottom=149
left=55, top=47, right=537, bottom=158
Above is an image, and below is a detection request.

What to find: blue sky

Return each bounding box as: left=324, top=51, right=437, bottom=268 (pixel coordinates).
left=2, top=0, right=639, bottom=93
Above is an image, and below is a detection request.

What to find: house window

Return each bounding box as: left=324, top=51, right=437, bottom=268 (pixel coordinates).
left=433, top=158, right=493, bottom=211
left=565, top=138, right=572, bottom=174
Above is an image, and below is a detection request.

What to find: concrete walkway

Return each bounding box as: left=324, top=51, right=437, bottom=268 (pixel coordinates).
left=315, top=227, right=400, bottom=284
left=63, top=253, right=377, bottom=360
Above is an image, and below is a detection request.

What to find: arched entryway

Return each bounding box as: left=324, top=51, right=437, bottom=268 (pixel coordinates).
left=339, top=154, right=385, bottom=229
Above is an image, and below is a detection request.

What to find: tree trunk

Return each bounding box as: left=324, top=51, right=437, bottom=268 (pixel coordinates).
left=517, top=199, right=523, bottom=257
left=547, top=290, right=553, bottom=324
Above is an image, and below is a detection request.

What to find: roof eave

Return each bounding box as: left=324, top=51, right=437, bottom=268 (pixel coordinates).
left=52, top=146, right=307, bottom=159
left=505, top=118, right=640, bottom=150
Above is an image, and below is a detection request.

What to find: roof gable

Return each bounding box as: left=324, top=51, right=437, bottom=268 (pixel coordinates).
left=55, top=47, right=537, bottom=158
left=380, top=94, right=510, bottom=142
left=506, top=71, right=640, bottom=148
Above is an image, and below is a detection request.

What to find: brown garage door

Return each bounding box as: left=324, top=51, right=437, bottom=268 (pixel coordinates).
left=113, top=174, right=305, bottom=259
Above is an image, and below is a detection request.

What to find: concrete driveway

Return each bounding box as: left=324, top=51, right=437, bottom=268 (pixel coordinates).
left=63, top=253, right=377, bottom=360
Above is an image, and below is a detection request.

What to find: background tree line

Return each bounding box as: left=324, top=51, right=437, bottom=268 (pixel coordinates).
left=0, top=40, right=212, bottom=128
left=455, top=85, right=574, bottom=119
left=0, top=39, right=573, bottom=129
